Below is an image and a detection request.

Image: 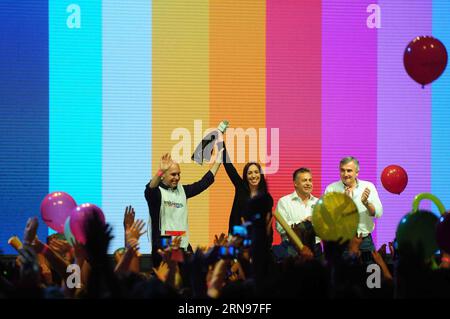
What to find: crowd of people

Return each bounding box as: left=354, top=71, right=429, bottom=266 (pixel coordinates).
left=1, top=141, right=450, bottom=299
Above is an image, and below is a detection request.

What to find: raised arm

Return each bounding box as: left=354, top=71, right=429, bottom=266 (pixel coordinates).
left=22, top=217, right=70, bottom=281
left=183, top=146, right=223, bottom=198
left=208, top=144, right=223, bottom=177
left=221, top=141, right=243, bottom=188
left=183, top=171, right=215, bottom=199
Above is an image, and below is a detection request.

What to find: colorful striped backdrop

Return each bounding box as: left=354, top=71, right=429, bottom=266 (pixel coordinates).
left=1, top=0, right=450, bottom=254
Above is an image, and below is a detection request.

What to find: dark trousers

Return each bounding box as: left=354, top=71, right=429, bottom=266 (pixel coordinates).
left=273, top=241, right=323, bottom=261
left=342, top=234, right=375, bottom=265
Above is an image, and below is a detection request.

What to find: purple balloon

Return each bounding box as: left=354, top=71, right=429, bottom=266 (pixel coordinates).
left=40, top=192, right=77, bottom=233
left=70, top=203, right=105, bottom=244
left=436, top=212, right=450, bottom=254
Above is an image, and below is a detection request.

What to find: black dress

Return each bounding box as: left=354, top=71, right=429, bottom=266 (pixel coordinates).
left=222, top=143, right=273, bottom=234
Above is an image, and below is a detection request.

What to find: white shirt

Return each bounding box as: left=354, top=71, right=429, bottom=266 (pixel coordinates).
left=159, top=185, right=189, bottom=249
left=276, top=191, right=321, bottom=243
left=324, top=179, right=383, bottom=237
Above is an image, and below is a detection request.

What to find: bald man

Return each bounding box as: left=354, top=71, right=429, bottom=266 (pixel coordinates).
left=145, top=152, right=222, bottom=266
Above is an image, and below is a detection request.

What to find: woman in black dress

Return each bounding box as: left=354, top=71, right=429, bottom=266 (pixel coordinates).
left=222, top=143, right=274, bottom=242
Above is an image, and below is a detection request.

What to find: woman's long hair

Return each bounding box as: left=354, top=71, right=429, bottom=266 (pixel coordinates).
left=242, top=162, right=268, bottom=194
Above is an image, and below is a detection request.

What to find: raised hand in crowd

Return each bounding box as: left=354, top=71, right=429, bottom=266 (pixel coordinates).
left=17, top=245, right=41, bottom=290
left=122, top=207, right=145, bottom=272
left=154, top=244, right=182, bottom=290
left=388, top=241, right=396, bottom=260
left=214, top=233, right=228, bottom=247
left=48, top=238, right=73, bottom=261
left=115, top=237, right=140, bottom=274
left=83, top=213, right=120, bottom=298
left=377, top=243, right=387, bottom=262
left=36, top=253, right=53, bottom=286
left=123, top=205, right=135, bottom=231
left=125, top=219, right=147, bottom=243
left=348, top=234, right=363, bottom=259
left=84, top=213, right=113, bottom=265
left=207, top=259, right=228, bottom=299
left=372, top=250, right=393, bottom=281
left=153, top=261, right=170, bottom=283
left=23, top=217, right=38, bottom=245
left=72, top=239, right=87, bottom=266
left=68, top=238, right=90, bottom=292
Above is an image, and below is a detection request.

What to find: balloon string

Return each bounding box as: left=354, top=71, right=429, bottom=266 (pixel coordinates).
left=412, top=193, right=446, bottom=215
left=273, top=210, right=304, bottom=251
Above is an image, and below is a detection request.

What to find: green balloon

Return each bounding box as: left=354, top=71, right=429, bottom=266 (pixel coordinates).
left=396, top=210, right=439, bottom=259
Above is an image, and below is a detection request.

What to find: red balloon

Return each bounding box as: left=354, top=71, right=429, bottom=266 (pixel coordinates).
left=404, top=36, right=447, bottom=86
left=381, top=165, right=408, bottom=195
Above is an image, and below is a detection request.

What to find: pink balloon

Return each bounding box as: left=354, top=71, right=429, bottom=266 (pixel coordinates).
left=70, top=203, right=105, bottom=244
left=40, top=192, right=77, bottom=233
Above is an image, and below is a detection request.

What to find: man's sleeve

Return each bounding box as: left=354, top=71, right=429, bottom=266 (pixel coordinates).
left=183, top=171, right=215, bottom=199
left=369, top=183, right=383, bottom=218
left=275, top=198, right=290, bottom=236
left=145, top=182, right=162, bottom=241
left=145, top=181, right=161, bottom=205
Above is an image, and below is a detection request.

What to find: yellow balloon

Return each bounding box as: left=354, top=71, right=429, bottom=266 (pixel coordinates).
left=312, top=192, right=359, bottom=242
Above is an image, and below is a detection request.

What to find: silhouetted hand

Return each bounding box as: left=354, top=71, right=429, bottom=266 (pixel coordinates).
left=84, top=214, right=113, bottom=266
left=348, top=234, right=363, bottom=257
left=388, top=241, right=396, bottom=260
left=229, top=260, right=246, bottom=282
left=377, top=243, right=387, bottom=261
left=171, top=236, right=182, bottom=249
left=153, top=261, right=169, bottom=282
left=214, top=233, right=227, bottom=247
left=372, top=250, right=393, bottom=280
left=123, top=205, right=135, bottom=231
left=72, top=239, right=87, bottom=264
left=23, top=217, right=38, bottom=245
left=323, top=238, right=349, bottom=264
left=18, top=245, right=40, bottom=287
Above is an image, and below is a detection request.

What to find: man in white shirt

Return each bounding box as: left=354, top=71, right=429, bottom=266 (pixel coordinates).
left=275, top=168, right=322, bottom=259
left=324, top=156, right=383, bottom=256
